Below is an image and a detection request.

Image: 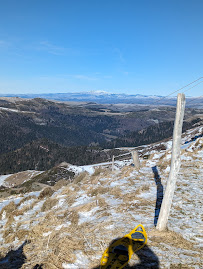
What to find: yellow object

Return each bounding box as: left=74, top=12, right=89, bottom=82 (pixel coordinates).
left=100, top=224, right=147, bottom=269
left=128, top=224, right=147, bottom=252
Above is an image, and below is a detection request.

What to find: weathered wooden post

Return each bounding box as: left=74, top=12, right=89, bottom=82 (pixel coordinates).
left=156, top=93, right=186, bottom=231
left=132, top=150, right=140, bottom=171
left=112, top=155, right=115, bottom=171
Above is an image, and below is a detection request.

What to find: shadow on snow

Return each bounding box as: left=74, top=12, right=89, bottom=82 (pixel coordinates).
left=152, top=166, right=163, bottom=227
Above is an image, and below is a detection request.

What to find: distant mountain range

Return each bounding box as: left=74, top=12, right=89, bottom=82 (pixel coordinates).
left=1, top=91, right=203, bottom=107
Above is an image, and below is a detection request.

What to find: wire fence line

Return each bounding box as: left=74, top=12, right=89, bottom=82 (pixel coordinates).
left=182, top=81, right=203, bottom=94
left=101, top=79, right=203, bottom=165
left=155, top=81, right=203, bottom=107
left=186, top=94, right=203, bottom=105
left=150, top=77, right=203, bottom=106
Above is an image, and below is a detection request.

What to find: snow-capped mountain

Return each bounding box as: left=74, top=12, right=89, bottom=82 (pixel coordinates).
left=1, top=92, right=203, bottom=107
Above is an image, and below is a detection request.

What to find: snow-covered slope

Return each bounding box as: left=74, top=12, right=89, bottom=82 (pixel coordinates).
left=0, top=126, right=202, bottom=268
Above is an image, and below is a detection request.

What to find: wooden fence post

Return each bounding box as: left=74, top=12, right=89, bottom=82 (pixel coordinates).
left=132, top=150, right=140, bottom=171
left=156, top=93, right=186, bottom=231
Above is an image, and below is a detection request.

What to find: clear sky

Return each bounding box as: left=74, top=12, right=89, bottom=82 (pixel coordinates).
left=0, top=0, right=202, bottom=96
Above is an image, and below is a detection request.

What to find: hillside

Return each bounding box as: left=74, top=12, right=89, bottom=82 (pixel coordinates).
left=0, top=97, right=203, bottom=174
left=0, top=125, right=202, bottom=268
left=0, top=139, right=124, bottom=175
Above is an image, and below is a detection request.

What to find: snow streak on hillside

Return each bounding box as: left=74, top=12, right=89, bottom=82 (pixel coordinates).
left=0, top=126, right=202, bottom=268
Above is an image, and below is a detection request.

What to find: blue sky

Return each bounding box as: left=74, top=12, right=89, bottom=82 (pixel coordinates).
left=0, top=0, right=202, bottom=96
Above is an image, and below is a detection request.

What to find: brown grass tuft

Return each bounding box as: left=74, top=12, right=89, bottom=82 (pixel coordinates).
left=64, top=191, right=79, bottom=206
left=148, top=228, right=195, bottom=250
left=16, top=229, right=29, bottom=241
left=60, top=185, right=72, bottom=195
left=22, top=232, right=84, bottom=268
left=92, top=167, right=104, bottom=177
left=0, top=201, right=17, bottom=219
left=68, top=211, right=79, bottom=227
left=97, top=196, right=108, bottom=207
left=87, top=186, right=110, bottom=197
left=53, top=179, right=69, bottom=191
left=4, top=233, right=16, bottom=244
left=41, top=198, right=58, bottom=212
left=134, top=184, right=150, bottom=196
left=123, top=192, right=138, bottom=203
left=73, top=171, right=89, bottom=184
left=110, top=186, right=122, bottom=199
left=38, top=187, right=54, bottom=200
left=17, top=195, right=35, bottom=207
left=13, top=204, right=31, bottom=217
left=5, top=214, right=15, bottom=228
left=120, top=165, right=134, bottom=178
left=3, top=226, right=14, bottom=239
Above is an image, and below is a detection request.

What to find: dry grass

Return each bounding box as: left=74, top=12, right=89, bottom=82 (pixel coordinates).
left=96, top=195, right=108, bottom=208
left=38, top=187, right=54, bottom=199
left=73, top=171, right=89, bottom=184
left=4, top=170, right=40, bottom=187
left=20, top=228, right=84, bottom=269
left=17, top=195, right=36, bottom=207
left=68, top=211, right=79, bottom=227
left=0, top=201, right=17, bottom=219
left=16, top=229, right=29, bottom=241
left=0, top=135, right=201, bottom=268
left=87, top=186, right=110, bottom=197
left=13, top=198, right=41, bottom=217
left=123, top=192, right=138, bottom=203
left=5, top=214, right=15, bottom=228
left=90, top=168, right=110, bottom=185
left=127, top=177, right=141, bottom=186
left=148, top=229, right=195, bottom=250
left=120, top=165, right=134, bottom=178
left=41, top=198, right=58, bottom=212
left=64, top=191, right=79, bottom=206
left=60, top=185, right=72, bottom=195
left=4, top=233, right=15, bottom=244
left=13, top=204, right=31, bottom=216
left=75, top=201, right=96, bottom=213
left=110, top=186, right=122, bottom=199
left=3, top=226, right=14, bottom=240
left=190, top=161, right=202, bottom=169
left=92, top=167, right=105, bottom=177
left=52, top=179, right=69, bottom=190
left=158, top=159, right=171, bottom=171
left=195, top=137, right=202, bottom=145
left=71, top=183, right=81, bottom=192
left=169, top=265, right=192, bottom=269
left=134, top=184, right=151, bottom=196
